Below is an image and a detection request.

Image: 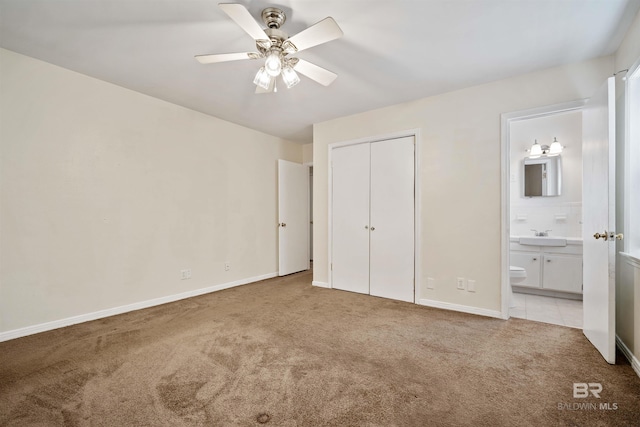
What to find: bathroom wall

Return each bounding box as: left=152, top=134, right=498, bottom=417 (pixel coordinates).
left=510, top=110, right=583, bottom=238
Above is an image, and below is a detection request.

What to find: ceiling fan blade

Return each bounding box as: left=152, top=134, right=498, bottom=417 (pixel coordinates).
left=195, top=52, right=257, bottom=64
left=286, top=17, right=343, bottom=52
left=219, top=3, right=271, bottom=46
left=294, top=59, right=337, bottom=86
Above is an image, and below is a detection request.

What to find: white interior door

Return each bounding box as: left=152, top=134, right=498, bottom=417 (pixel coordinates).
left=278, top=160, right=310, bottom=276
left=582, top=77, right=617, bottom=364
left=369, top=137, right=415, bottom=302
left=331, top=143, right=370, bottom=294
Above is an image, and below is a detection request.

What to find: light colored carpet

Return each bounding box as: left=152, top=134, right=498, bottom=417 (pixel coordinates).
left=1, top=270, right=639, bottom=426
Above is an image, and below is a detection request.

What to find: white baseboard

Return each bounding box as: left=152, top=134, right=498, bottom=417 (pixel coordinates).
left=0, top=272, right=277, bottom=343
left=616, top=335, right=640, bottom=378
left=312, top=281, right=330, bottom=288
left=418, top=298, right=503, bottom=319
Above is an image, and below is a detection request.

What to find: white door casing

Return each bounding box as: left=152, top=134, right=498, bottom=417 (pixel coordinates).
left=582, top=77, right=617, bottom=364
left=369, top=137, right=415, bottom=302
left=278, top=160, right=310, bottom=276
left=500, top=100, right=586, bottom=318
left=331, top=143, right=371, bottom=294
left=309, top=168, right=313, bottom=261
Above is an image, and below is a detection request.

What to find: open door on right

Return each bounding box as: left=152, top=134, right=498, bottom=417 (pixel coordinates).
left=582, top=76, right=621, bottom=364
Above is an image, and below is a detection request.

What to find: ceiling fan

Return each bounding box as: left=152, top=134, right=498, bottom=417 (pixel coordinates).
left=195, top=3, right=343, bottom=93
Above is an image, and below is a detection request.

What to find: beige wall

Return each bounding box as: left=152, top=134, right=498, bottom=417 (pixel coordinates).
left=313, top=56, right=613, bottom=313
left=0, top=49, right=302, bottom=333
left=614, top=9, right=640, bottom=366
left=302, top=143, right=313, bottom=164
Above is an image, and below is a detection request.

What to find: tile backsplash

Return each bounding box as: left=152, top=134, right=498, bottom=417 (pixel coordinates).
left=510, top=202, right=582, bottom=238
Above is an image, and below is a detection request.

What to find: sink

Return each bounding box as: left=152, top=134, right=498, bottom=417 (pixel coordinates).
left=518, top=236, right=567, bottom=247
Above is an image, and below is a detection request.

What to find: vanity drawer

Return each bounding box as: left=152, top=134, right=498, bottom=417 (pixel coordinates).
left=510, top=242, right=582, bottom=255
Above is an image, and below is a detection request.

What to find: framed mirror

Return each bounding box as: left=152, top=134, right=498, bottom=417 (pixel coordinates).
left=524, top=156, right=562, bottom=197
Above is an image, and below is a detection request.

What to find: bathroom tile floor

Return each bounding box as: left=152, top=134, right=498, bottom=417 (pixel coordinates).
left=509, top=293, right=583, bottom=328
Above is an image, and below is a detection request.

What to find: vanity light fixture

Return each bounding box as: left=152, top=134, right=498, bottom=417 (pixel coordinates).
left=529, top=139, right=543, bottom=158
left=527, top=137, right=563, bottom=158
left=548, top=137, right=563, bottom=155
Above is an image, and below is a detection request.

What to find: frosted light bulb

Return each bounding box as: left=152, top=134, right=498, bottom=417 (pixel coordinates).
left=264, top=52, right=282, bottom=77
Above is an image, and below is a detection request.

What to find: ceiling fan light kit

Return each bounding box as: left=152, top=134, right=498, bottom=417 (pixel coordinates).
left=196, top=3, right=343, bottom=94
left=264, top=50, right=282, bottom=76
left=281, top=65, right=300, bottom=88
left=253, top=67, right=271, bottom=90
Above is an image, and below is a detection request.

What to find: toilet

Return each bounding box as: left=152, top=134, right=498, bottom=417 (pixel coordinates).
left=509, top=266, right=527, bottom=307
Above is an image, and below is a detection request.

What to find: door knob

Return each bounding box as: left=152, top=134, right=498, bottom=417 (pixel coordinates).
left=364, top=225, right=369, bottom=229
left=593, top=231, right=608, bottom=240
left=594, top=231, right=624, bottom=241
left=279, top=223, right=287, bottom=227
left=370, top=227, right=376, bottom=231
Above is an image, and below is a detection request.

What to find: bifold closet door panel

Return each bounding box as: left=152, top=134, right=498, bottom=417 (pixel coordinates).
left=331, top=143, right=371, bottom=294
left=369, top=137, right=415, bottom=302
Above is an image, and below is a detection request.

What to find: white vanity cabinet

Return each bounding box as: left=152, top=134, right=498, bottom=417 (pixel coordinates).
left=510, top=239, right=583, bottom=294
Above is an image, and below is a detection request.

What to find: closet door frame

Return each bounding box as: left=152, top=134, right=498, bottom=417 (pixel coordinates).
left=328, top=129, right=421, bottom=303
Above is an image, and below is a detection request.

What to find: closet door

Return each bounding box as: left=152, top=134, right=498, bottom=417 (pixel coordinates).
left=331, top=143, right=371, bottom=294
left=369, top=136, right=415, bottom=302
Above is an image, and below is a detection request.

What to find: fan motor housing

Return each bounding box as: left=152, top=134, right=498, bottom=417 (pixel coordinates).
left=261, top=7, right=286, bottom=29
left=265, top=28, right=287, bottom=45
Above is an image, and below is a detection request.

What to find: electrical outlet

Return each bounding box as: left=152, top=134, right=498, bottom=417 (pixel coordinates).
left=427, top=277, right=435, bottom=290
left=456, top=277, right=465, bottom=290
left=224, top=262, right=230, bottom=271
left=180, top=269, right=192, bottom=280
left=467, top=279, right=476, bottom=292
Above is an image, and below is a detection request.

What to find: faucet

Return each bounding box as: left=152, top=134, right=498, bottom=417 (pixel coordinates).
left=531, top=229, right=552, bottom=237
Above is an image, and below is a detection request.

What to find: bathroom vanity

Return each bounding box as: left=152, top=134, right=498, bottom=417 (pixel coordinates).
left=510, top=236, right=583, bottom=297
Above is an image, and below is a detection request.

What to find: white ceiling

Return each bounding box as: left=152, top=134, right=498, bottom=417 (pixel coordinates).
left=1, top=0, right=639, bottom=143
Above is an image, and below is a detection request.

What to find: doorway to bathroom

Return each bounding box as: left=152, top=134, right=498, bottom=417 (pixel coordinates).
left=502, top=101, right=585, bottom=329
